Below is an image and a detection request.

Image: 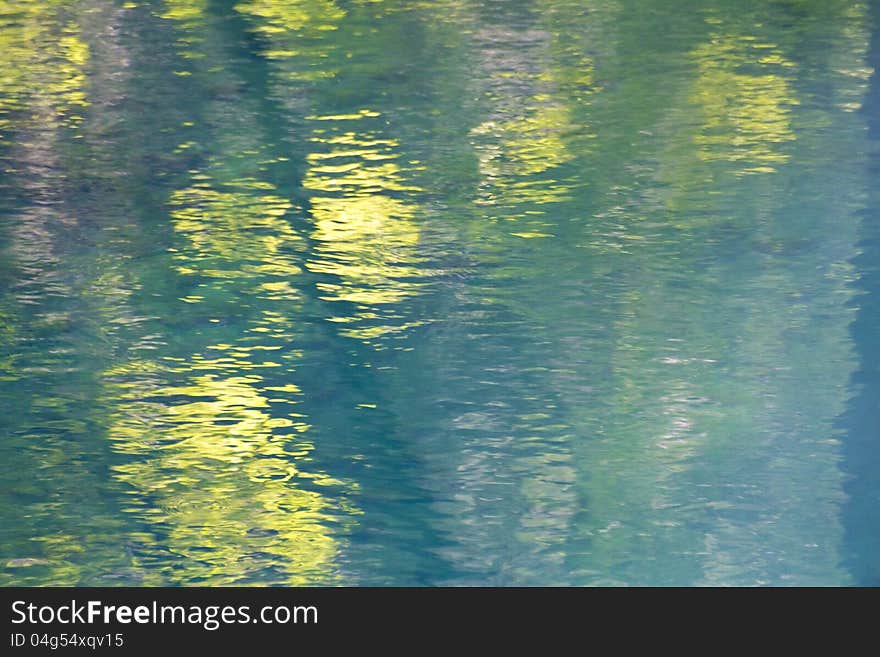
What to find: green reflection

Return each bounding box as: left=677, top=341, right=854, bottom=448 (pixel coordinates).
left=468, top=22, right=596, bottom=226
left=690, top=30, right=798, bottom=173
left=169, top=178, right=300, bottom=286
left=237, top=0, right=344, bottom=75
left=236, top=0, right=432, bottom=346
left=83, top=2, right=359, bottom=584
left=0, top=0, right=876, bottom=587
left=96, top=169, right=353, bottom=584
left=0, top=0, right=88, bottom=133
left=161, top=0, right=208, bottom=24
left=304, top=116, right=427, bottom=341
left=104, top=359, right=348, bottom=585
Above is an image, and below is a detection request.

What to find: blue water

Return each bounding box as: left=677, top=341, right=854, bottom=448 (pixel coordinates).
left=0, top=0, right=878, bottom=586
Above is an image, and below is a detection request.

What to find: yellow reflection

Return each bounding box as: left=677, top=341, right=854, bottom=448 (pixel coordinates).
left=238, top=0, right=344, bottom=33
left=160, top=0, right=207, bottom=23
left=234, top=0, right=431, bottom=344
left=105, top=151, right=353, bottom=582
left=689, top=32, right=798, bottom=173
left=236, top=0, right=344, bottom=71
left=168, top=176, right=303, bottom=295
left=0, top=0, right=88, bottom=133
left=471, top=100, right=577, bottom=215
left=473, top=102, right=574, bottom=180
left=469, top=38, right=594, bottom=221
left=303, top=119, right=426, bottom=342
left=106, top=358, right=351, bottom=585
left=107, top=118, right=354, bottom=580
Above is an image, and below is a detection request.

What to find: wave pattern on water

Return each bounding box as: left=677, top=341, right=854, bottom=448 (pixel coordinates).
left=0, top=0, right=876, bottom=586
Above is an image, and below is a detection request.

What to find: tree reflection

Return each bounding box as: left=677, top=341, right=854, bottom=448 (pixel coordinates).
left=0, top=0, right=877, bottom=586
left=839, top=0, right=880, bottom=586
left=0, top=0, right=88, bottom=133
left=690, top=31, right=797, bottom=173
left=89, top=1, right=359, bottom=585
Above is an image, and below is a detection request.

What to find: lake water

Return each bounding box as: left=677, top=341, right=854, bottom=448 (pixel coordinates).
left=1, top=0, right=879, bottom=586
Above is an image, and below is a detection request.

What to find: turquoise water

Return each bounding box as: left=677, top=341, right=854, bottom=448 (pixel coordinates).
left=1, top=0, right=878, bottom=586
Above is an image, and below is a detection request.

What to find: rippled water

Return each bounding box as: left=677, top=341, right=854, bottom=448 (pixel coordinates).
left=1, top=0, right=879, bottom=586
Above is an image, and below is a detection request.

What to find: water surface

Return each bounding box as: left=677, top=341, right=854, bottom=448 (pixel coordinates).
left=1, top=0, right=879, bottom=586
